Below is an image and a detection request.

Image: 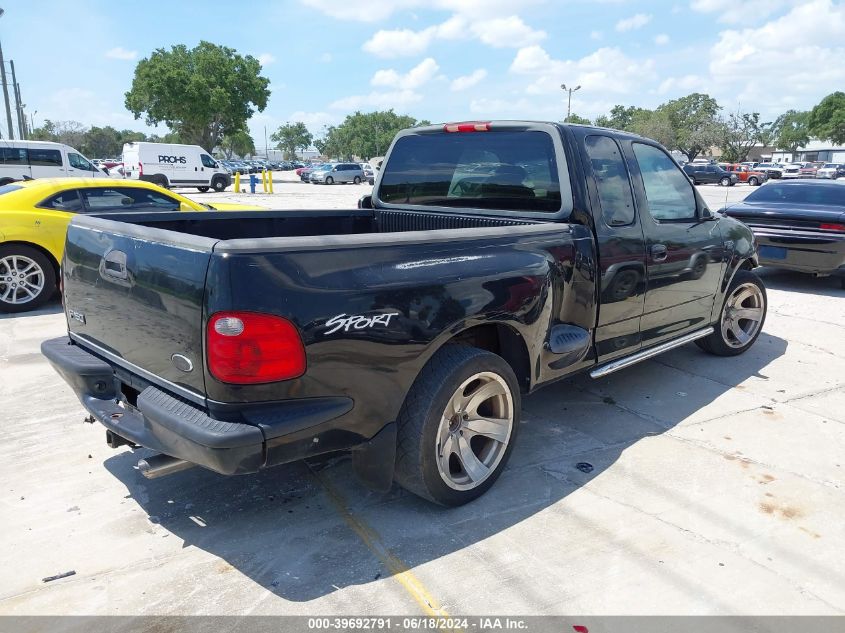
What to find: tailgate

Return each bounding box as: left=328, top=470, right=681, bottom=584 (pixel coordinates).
left=62, top=215, right=217, bottom=401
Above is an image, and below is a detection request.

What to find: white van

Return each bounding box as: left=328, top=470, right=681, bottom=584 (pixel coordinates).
left=123, top=142, right=231, bottom=192
left=0, top=140, right=108, bottom=185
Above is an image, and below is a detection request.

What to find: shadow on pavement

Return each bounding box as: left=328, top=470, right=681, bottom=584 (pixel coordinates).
left=0, top=296, right=63, bottom=320
left=756, top=267, right=844, bottom=297
left=103, top=333, right=788, bottom=602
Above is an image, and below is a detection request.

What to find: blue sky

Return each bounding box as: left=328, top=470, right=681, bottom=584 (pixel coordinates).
left=2, top=0, right=842, bottom=148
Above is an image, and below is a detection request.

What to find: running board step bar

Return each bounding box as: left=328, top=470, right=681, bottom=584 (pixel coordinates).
left=590, top=327, right=714, bottom=379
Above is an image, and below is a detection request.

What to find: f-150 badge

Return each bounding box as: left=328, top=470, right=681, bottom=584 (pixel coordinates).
left=325, top=312, right=399, bottom=335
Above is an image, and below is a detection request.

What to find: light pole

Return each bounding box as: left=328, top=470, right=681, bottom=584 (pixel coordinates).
left=29, top=109, right=36, bottom=133
left=560, top=83, right=581, bottom=122
left=0, top=8, right=14, bottom=139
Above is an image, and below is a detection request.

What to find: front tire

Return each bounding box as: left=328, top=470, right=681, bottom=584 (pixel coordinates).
left=696, top=270, right=766, bottom=356
left=720, top=176, right=732, bottom=187
left=0, top=244, right=56, bottom=313
left=748, top=177, right=759, bottom=186
left=325, top=176, right=334, bottom=185
left=394, top=345, right=520, bottom=506
left=211, top=177, right=227, bottom=192
left=197, top=186, right=209, bottom=192
left=353, top=176, right=361, bottom=184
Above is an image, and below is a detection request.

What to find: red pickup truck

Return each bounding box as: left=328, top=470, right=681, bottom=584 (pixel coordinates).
left=727, top=163, right=767, bottom=186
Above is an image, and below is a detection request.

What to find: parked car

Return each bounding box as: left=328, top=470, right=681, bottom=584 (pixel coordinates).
left=721, top=180, right=845, bottom=288
left=752, top=163, right=783, bottom=179
left=816, top=163, right=845, bottom=179
left=682, top=163, right=738, bottom=186
left=799, top=162, right=827, bottom=178
left=42, top=121, right=765, bottom=506
left=0, top=178, right=263, bottom=312
left=310, top=162, right=365, bottom=185
left=0, top=140, right=109, bottom=185
left=363, top=165, right=375, bottom=185
left=123, top=142, right=231, bottom=192
left=781, top=163, right=805, bottom=179
left=726, top=163, right=767, bottom=186
left=299, top=163, right=325, bottom=182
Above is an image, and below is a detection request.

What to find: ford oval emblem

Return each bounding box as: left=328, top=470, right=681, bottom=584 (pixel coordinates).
left=171, top=354, right=194, bottom=373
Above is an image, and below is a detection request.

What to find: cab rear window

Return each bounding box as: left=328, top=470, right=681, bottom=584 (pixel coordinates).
left=378, top=131, right=564, bottom=213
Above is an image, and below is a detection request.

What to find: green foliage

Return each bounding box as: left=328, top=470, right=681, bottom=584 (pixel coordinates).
left=594, top=105, right=650, bottom=131
left=124, top=41, right=270, bottom=150
left=564, top=113, right=591, bottom=125
left=657, top=93, right=722, bottom=162
left=318, top=110, right=427, bottom=160
left=808, top=91, right=845, bottom=145
left=80, top=126, right=123, bottom=157
left=29, top=119, right=87, bottom=149
left=718, top=111, right=771, bottom=163
left=770, top=110, right=810, bottom=153
left=220, top=129, right=256, bottom=159
left=270, top=122, right=312, bottom=160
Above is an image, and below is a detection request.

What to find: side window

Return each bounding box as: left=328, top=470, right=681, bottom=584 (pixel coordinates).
left=585, top=135, right=635, bottom=226
left=200, top=154, right=217, bottom=168
left=0, top=147, right=27, bottom=165
left=632, top=143, right=697, bottom=222
left=68, top=153, right=93, bottom=171
left=80, top=187, right=181, bottom=212
left=28, top=148, right=63, bottom=167
left=39, top=190, right=83, bottom=212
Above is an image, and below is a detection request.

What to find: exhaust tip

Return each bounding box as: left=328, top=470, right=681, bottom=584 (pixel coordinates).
left=138, top=454, right=194, bottom=479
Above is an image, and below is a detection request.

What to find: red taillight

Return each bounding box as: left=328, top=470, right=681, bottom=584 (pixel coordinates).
left=820, top=223, right=845, bottom=232
left=443, top=121, right=491, bottom=133
left=139, top=161, right=143, bottom=177
left=207, top=312, right=306, bottom=384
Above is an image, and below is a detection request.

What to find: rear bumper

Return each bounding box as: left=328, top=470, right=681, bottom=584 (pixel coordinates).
left=752, top=228, right=845, bottom=276
left=42, top=337, right=354, bottom=475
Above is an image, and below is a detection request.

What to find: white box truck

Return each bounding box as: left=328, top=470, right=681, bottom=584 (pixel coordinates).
left=0, top=140, right=109, bottom=185
left=122, top=142, right=231, bottom=192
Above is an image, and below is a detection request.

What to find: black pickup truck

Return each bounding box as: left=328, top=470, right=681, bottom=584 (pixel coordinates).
left=43, top=121, right=766, bottom=506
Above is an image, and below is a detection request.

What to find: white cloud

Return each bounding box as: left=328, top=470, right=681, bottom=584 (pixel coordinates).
left=363, top=28, right=436, bottom=58
left=300, top=0, right=543, bottom=22
left=510, top=45, right=657, bottom=116
left=371, top=58, right=440, bottom=90
left=471, top=16, right=546, bottom=48
left=450, top=68, right=487, bottom=91
left=287, top=111, right=339, bottom=132
left=105, top=47, right=137, bottom=60
left=654, top=33, right=670, bottom=45
left=330, top=90, right=423, bottom=110
left=690, top=0, right=793, bottom=24
left=257, top=53, right=276, bottom=66
left=615, top=13, right=652, bottom=32
left=590, top=30, right=603, bottom=40
left=657, top=74, right=706, bottom=94
left=705, top=0, right=845, bottom=113
left=363, top=14, right=544, bottom=57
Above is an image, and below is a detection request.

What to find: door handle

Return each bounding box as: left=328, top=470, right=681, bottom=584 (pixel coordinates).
left=651, top=244, right=668, bottom=262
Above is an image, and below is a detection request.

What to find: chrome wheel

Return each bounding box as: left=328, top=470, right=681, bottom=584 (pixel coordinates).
left=0, top=255, right=45, bottom=305
left=435, top=371, right=514, bottom=491
left=721, top=282, right=765, bottom=348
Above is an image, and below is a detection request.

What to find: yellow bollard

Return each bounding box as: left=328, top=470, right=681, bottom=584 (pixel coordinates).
left=262, top=169, right=268, bottom=193
left=234, top=171, right=240, bottom=193
left=268, top=169, right=274, bottom=194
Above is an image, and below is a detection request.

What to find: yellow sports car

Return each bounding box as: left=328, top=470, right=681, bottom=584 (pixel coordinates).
left=0, top=178, right=263, bottom=313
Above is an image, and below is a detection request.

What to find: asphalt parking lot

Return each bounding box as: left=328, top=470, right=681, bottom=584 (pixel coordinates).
left=1, top=179, right=844, bottom=616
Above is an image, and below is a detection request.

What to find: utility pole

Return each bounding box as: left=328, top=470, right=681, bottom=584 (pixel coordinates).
left=560, top=83, right=581, bottom=122
left=0, top=8, right=13, bottom=139
left=10, top=58, right=23, bottom=138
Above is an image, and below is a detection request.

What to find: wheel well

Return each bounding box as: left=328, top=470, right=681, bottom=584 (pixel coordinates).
left=450, top=323, right=531, bottom=392
left=0, top=241, right=60, bottom=280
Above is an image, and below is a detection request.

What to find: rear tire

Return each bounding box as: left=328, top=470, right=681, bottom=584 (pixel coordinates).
left=394, top=345, right=520, bottom=506
left=154, top=175, right=169, bottom=189
left=0, top=244, right=56, bottom=313
left=353, top=176, right=361, bottom=184
left=696, top=270, right=766, bottom=356
left=197, top=186, right=209, bottom=192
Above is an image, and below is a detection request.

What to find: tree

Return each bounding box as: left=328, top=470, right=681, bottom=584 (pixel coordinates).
left=219, top=129, right=256, bottom=159
left=81, top=126, right=123, bottom=157
left=629, top=109, right=676, bottom=149
left=808, top=91, right=845, bottom=145
left=125, top=41, right=270, bottom=150
left=595, top=105, right=650, bottom=131
left=317, top=111, right=428, bottom=160
left=718, top=110, right=771, bottom=163
left=770, top=110, right=810, bottom=154
left=270, top=122, right=312, bottom=160
left=29, top=119, right=87, bottom=149
left=658, top=93, right=722, bottom=162
left=564, top=113, right=591, bottom=125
